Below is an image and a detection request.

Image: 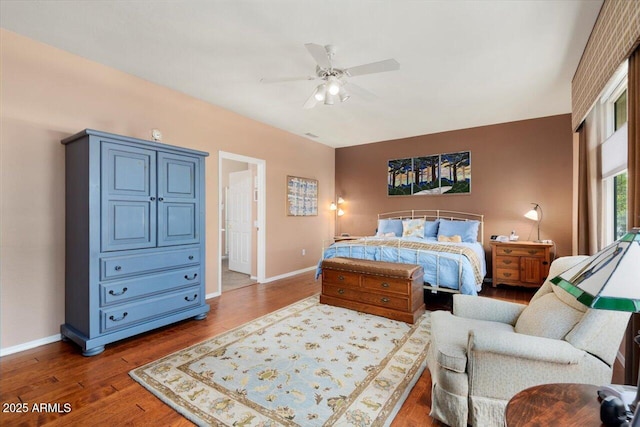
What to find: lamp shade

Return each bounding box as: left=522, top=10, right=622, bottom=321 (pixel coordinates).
left=551, top=229, right=640, bottom=312
left=524, top=208, right=539, bottom=221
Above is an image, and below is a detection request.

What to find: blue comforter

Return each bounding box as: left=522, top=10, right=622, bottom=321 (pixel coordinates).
left=316, top=236, right=486, bottom=295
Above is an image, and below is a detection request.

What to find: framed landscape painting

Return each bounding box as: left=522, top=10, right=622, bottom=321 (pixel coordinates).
left=388, top=151, right=471, bottom=196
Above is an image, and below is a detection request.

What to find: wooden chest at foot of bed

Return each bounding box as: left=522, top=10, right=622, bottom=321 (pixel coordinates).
left=320, top=257, right=425, bottom=323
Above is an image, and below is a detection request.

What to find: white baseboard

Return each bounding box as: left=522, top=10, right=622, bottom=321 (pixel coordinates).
left=1, top=333, right=61, bottom=357
left=261, top=266, right=317, bottom=284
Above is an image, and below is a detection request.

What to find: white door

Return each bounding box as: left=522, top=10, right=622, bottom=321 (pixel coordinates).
left=227, top=169, right=252, bottom=274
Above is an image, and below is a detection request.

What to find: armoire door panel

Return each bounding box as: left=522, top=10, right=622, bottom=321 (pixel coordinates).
left=157, top=152, right=199, bottom=246
left=161, top=203, right=197, bottom=244
left=101, top=142, right=157, bottom=251
left=159, top=153, right=196, bottom=199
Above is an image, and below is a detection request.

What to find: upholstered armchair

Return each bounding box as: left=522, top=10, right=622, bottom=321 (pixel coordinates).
left=427, top=256, right=631, bottom=427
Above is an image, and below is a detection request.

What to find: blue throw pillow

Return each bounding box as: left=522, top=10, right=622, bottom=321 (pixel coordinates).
left=423, top=219, right=439, bottom=238
left=376, top=219, right=403, bottom=237
left=438, top=219, right=479, bottom=243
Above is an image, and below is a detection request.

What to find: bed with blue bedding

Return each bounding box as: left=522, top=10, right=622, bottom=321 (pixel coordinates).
left=316, top=210, right=486, bottom=295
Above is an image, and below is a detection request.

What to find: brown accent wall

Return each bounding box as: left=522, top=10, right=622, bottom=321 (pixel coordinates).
left=335, top=114, right=574, bottom=276
left=0, top=30, right=335, bottom=349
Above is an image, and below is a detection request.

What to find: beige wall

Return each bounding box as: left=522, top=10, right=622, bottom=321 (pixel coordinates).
left=335, top=114, right=574, bottom=275
left=0, top=30, right=335, bottom=350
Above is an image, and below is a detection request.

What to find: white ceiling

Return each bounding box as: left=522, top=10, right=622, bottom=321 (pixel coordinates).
left=0, top=0, right=602, bottom=148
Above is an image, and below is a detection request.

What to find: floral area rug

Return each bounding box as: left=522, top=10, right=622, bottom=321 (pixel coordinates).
left=130, top=295, right=431, bottom=426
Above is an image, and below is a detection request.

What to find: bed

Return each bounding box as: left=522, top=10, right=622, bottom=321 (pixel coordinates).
left=316, top=210, right=486, bottom=295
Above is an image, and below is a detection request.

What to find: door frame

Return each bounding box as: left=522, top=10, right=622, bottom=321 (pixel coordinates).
left=218, top=151, right=266, bottom=294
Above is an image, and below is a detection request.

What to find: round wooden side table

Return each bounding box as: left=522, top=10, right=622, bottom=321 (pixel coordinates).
left=505, top=383, right=604, bottom=427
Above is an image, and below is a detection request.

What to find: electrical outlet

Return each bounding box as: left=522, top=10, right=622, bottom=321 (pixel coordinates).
left=301, top=249, right=306, bottom=256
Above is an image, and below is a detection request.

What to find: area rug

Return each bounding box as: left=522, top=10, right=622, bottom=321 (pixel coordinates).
left=130, top=295, right=431, bottom=426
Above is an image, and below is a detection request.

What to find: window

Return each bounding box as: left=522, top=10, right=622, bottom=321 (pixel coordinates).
left=614, top=89, right=627, bottom=131
left=614, top=171, right=628, bottom=239
left=602, top=82, right=628, bottom=245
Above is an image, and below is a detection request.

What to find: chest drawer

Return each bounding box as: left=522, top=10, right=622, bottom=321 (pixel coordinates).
left=495, top=246, right=546, bottom=257
left=362, top=275, right=411, bottom=295
left=101, top=248, right=200, bottom=280
left=100, top=266, right=201, bottom=306
left=322, top=269, right=360, bottom=287
left=100, top=285, right=203, bottom=333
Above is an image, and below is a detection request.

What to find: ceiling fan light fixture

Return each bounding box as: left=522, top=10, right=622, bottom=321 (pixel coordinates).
left=324, top=93, right=335, bottom=105
left=338, top=86, right=350, bottom=102
left=313, top=84, right=326, bottom=101
left=327, top=76, right=340, bottom=96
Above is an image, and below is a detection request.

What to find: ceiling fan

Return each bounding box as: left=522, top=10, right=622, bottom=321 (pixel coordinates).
left=260, top=43, right=400, bottom=109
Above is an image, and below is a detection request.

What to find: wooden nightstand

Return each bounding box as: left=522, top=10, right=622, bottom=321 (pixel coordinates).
left=491, top=240, right=554, bottom=288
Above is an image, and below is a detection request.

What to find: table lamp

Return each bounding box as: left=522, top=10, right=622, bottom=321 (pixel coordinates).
left=551, top=228, right=640, bottom=426
left=524, top=203, right=543, bottom=242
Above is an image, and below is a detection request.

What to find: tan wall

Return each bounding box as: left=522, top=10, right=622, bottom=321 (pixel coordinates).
left=0, top=30, right=335, bottom=350
left=335, top=114, right=574, bottom=275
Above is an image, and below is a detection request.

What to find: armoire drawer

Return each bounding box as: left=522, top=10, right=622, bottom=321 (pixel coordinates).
left=100, top=285, right=203, bottom=333
left=101, top=248, right=200, bottom=280
left=100, top=266, right=201, bottom=306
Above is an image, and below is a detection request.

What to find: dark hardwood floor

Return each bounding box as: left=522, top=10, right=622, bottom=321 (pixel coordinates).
left=0, top=273, right=615, bottom=426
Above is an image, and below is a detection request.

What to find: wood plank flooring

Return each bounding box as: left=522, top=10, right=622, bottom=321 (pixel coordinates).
left=0, top=272, right=578, bottom=426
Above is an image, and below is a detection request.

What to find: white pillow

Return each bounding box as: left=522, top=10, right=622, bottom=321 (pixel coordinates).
left=402, top=219, right=425, bottom=238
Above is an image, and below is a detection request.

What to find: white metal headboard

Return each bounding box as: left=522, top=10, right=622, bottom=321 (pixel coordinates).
left=377, top=209, right=485, bottom=245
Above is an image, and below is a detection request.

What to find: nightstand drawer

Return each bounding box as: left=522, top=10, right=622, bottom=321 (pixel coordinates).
left=495, top=256, right=519, bottom=270
left=496, top=247, right=546, bottom=257
left=496, top=268, right=520, bottom=281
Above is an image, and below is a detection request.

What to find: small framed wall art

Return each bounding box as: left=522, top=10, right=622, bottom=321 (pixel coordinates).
left=286, top=175, right=318, bottom=216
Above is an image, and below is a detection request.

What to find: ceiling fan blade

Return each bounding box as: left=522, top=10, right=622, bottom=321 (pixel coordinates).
left=260, top=76, right=317, bottom=83
left=344, top=82, right=378, bottom=102
left=304, top=43, right=332, bottom=69
left=345, top=59, right=400, bottom=77
left=303, top=91, right=318, bottom=109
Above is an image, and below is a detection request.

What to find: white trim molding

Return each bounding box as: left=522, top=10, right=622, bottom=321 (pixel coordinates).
left=1, top=334, right=62, bottom=357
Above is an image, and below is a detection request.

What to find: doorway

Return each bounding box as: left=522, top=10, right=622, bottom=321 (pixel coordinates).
left=218, top=152, right=266, bottom=294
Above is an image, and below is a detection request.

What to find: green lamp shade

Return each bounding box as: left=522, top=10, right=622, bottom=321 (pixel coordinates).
left=551, top=229, right=640, bottom=312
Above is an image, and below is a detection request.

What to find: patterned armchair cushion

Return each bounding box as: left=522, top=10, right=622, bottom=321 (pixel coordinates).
left=514, top=293, right=584, bottom=340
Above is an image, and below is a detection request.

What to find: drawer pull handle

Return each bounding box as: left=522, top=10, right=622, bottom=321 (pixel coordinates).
left=338, top=275, right=345, bottom=281
left=528, top=250, right=538, bottom=255
left=114, top=265, right=122, bottom=271
left=185, top=273, right=198, bottom=281
left=504, top=272, right=512, bottom=277
left=503, top=249, right=512, bottom=254
left=184, top=294, right=198, bottom=302
left=108, top=287, right=128, bottom=296
left=503, top=260, right=512, bottom=265
left=188, top=255, right=194, bottom=260
left=338, top=288, right=345, bottom=294
left=109, top=312, right=128, bottom=322
left=381, top=282, right=390, bottom=288
left=381, top=297, right=390, bottom=303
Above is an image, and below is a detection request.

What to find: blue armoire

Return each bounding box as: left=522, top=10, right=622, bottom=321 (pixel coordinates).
left=61, top=129, right=209, bottom=356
